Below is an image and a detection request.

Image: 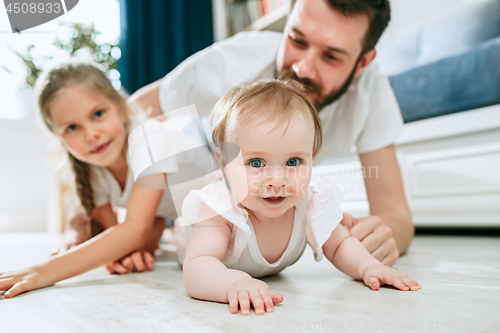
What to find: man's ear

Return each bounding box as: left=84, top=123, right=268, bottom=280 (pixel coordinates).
left=354, top=49, right=377, bottom=78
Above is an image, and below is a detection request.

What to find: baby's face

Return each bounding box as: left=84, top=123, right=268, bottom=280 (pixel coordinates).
left=224, top=113, right=315, bottom=219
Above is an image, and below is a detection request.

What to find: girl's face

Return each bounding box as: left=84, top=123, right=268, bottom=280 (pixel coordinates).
left=223, top=112, right=315, bottom=219
left=50, top=84, right=127, bottom=168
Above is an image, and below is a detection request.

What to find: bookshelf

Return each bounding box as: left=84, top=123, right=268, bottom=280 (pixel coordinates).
left=219, top=0, right=291, bottom=39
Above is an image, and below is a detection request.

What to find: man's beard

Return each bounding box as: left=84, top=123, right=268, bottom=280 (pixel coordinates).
left=276, top=58, right=360, bottom=110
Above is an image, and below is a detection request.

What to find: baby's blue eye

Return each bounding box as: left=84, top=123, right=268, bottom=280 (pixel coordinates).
left=286, top=158, right=301, bottom=167
left=67, top=124, right=77, bottom=133
left=249, top=159, right=264, bottom=168
left=94, top=110, right=104, bottom=118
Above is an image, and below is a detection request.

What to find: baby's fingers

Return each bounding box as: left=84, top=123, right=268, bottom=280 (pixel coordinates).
left=385, top=272, right=421, bottom=291
left=239, top=291, right=251, bottom=316
left=249, top=289, right=265, bottom=315
left=271, top=293, right=284, bottom=305
left=400, top=275, right=421, bottom=291
left=340, top=213, right=354, bottom=231
left=260, top=289, right=283, bottom=313
left=365, top=276, right=380, bottom=291
left=388, top=275, right=410, bottom=291
left=259, top=289, right=274, bottom=313
left=228, top=291, right=239, bottom=314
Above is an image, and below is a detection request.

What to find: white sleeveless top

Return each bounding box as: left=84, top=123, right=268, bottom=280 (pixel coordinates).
left=176, top=178, right=344, bottom=278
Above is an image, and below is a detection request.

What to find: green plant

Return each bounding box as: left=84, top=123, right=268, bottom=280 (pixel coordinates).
left=13, top=21, right=121, bottom=89
left=12, top=45, right=52, bottom=88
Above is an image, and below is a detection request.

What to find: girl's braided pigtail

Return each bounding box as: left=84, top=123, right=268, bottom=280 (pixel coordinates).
left=68, top=154, right=103, bottom=237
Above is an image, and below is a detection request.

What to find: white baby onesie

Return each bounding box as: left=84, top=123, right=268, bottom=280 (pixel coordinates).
left=176, top=178, right=344, bottom=278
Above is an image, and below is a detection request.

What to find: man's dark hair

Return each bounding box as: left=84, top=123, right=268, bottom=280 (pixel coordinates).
left=290, top=0, right=391, bottom=54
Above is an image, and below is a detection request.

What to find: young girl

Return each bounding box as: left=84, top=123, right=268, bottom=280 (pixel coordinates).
left=0, top=62, right=210, bottom=297
left=179, top=79, right=421, bottom=315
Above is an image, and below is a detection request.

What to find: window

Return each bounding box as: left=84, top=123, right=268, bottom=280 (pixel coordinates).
left=0, top=0, right=120, bottom=120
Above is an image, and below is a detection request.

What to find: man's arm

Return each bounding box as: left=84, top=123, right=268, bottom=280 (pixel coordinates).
left=357, top=144, right=414, bottom=255
left=128, top=79, right=164, bottom=118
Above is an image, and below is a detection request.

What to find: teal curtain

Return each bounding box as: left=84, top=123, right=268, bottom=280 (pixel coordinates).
left=119, top=0, right=214, bottom=94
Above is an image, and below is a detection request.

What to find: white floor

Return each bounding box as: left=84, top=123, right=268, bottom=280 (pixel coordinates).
left=0, top=233, right=499, bottom=333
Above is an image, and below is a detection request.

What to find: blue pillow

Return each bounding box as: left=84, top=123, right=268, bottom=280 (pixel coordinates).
left=389, top=36, right=500, bottom=123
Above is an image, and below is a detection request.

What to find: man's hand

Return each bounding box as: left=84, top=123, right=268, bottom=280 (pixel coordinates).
left=128, top=79, right=163, bottom=118
left=105, top=250, right=155, bottom=274
left=105, top=216, right=164, bottom=274
left=341, top=213, right=399, bottom=266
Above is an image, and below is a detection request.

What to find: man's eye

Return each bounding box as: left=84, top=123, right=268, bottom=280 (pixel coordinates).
left=290, top=35, right=305, bottom=45
left=66, top=124, right=77, bottom=133
left=249, top=159, right=265, bottom=168
left=286, top=158, right=301, bottom=167
left=326, top=54, right=338, bottom=61
left=94, top=110, right=104, bottom=118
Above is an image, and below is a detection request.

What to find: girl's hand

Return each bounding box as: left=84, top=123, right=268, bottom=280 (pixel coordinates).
left=227, top=277, right=283, bottom=315
left=105, top=250, right=154, bottom=274
left=362, top=263, right=421, bottom=291
left=0, top=266, right=55, bottom=298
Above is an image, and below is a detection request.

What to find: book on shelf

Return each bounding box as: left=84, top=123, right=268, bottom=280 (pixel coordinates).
left=226, top=0, right=291, bottom=37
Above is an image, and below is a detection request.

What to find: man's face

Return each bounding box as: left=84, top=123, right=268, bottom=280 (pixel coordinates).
left=276, top=0, right=371, bottom=108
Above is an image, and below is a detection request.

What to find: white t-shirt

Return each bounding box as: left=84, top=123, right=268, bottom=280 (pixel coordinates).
left=90, top=117, right=216, bottom=220
left=159, top=31, right=404, bottom=165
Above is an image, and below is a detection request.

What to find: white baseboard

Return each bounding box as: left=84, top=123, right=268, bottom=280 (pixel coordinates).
left=0, top=212, right=48, bottom=232
left=413, top=215, right=500, bottom=227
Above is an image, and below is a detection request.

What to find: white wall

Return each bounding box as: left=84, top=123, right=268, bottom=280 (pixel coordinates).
left=212, top=0, right=228, bottom=42
left=384, top=0, right=481, bottom=38
left=0, top=120, right=59, bottom=232
left=0, top=0, right=120, bottom=232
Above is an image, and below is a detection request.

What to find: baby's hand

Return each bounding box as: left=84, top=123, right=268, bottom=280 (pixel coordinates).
left=0, top=266, right=54, bottom=298
left=227, top=277, right=283, bottom=315
left=105, top=250, right=154, bottom=274
left=362, top=263, right=421, bottom=291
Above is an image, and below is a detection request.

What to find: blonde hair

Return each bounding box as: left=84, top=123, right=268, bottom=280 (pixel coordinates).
left=211, top=79, right=322, bottom=156
left=37, top=62, right=132, bottom=231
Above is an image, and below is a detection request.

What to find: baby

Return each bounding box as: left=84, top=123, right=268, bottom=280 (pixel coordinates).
left=177, top=79, right=421, bottom=315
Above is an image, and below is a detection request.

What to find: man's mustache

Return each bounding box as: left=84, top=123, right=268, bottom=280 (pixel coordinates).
left=277, top=68, right=322, bottom=98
